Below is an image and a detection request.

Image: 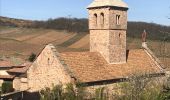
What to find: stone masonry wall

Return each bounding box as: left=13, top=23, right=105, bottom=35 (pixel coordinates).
left=13, top=77, right=28, bottom=91
left=109, top=8, right=127, bottom=29
left=88, top=7, right=110, bottom=30
left=88, top=7, right=127, bottom=64
left=0, top=79, right=3, bottom=87
left=0, top=69, right=11, bottom=75
left=90, top=30, right=110, bottom=62
left=109, top=30, right=126, bottom=63
left=27, top=45, right=72, bottom=92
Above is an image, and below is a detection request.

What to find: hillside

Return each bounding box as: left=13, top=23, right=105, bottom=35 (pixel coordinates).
left=0, top=17, right=169, bottom=69
left=1, top=16, right=170, bottom=41
left=0, top=16, right=33, bottom=27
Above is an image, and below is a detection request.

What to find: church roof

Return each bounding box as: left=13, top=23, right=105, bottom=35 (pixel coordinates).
left=87, top=0, right=128, bottom=9
left=60, top=49, right=163, bottom=83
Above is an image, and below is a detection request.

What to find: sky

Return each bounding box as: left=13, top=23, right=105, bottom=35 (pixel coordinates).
left=0, top=0, right=170, bottom=26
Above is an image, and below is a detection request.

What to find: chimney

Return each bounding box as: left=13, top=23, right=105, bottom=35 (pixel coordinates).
left=142, top=29, right=148, bottom=49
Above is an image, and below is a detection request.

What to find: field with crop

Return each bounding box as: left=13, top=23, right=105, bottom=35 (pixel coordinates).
left=0, top=26, right=169, bottom=69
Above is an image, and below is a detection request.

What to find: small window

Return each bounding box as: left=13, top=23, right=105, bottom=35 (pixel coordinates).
left=119, top=33, right=121, bottom=38
left=94, top=14, right=97, bottom=27
left=48, top=58, right=50, bottom=65
left=119, top=33, right=122, bottom=45
left=116, top=15, right=120, bottom=25
left=100, top=13, right=104, bottom=27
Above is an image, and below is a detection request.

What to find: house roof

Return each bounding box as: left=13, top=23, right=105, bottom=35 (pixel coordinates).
left=60, top=49, right=163, bottom=83
left=87, top=0, right=128, bottom=9
left=0, top=75, right=15, bottom=79
left=0, top=60, right=13, bottom=68
left=7, top=62, right=32, bottom=74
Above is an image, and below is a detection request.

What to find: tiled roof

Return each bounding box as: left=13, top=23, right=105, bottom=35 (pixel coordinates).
left=87, top=0, right=128, bottom=9
left=0, top=60, right=13, bottom=68
left=0, top=75, right=15, bottom=79
left=7, top=62, right=32, bottom=74
left=60, top=49, right=163, bottom=83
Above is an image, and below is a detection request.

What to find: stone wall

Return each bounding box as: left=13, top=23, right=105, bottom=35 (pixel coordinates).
left=109, top=30, right=126, bottom=63
left=13, top=77, right=28, bottom=91
left=88, top=7, right=127, bottom=30
left=86, top=82, right=120, bottom=95
left=88, top=7, right=110, bottom=30
left=0, top=68, right=11, bottom=87
left=26, top=45, right=72, bottom=92
left=0, top=79, right=3, bottom=87
left=0, top=68, right=11, bottom=75
left=90, top=30, right=110, bottom=62
left=109, top=8, right=127, bottom=29
left=88, top=7, right=127, bottom=64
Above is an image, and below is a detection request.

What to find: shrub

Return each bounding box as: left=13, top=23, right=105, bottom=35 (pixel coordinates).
left=40, top=83, right=86, bottom=100
left=95, top=87, right=108, bottom=100
left=160, top=77, right=170, bottom=100
left=39, top=76, right=170, bottom=100
left=114, top=75, right=168, bottom=100
left=1, top=81, right=14, bottom=94
left=28, top=53, right=36, bottom=62
left=40, top=85, right=65, bottom=100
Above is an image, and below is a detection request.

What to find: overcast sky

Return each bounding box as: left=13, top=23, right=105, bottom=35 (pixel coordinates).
left=0, top=0, right=170, bottom=26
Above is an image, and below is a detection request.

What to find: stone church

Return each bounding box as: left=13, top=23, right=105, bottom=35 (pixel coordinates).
left=9, top=0, right=164, bottom=92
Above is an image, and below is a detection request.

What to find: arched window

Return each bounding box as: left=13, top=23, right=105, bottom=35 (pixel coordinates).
left=94, top=13, right=97, bottom=27
left=100, top=13, right=104, bottom=27
left=116, top=15, right=120, bottom=25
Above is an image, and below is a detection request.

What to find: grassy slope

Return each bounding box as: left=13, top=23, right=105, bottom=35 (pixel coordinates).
left=0, top=27, right=75, bottom=59
left=0, top=26, right=169, bottom=69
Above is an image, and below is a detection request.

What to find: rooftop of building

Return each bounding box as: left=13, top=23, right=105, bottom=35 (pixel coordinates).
left=87, top=0, right=128, bottom=9
left=7, top=62, right=32, bottom=74
left=59, top=49, right=163, bottom=83
left=0, top=60, right=14, bottom=68
left=0, top=75, right=15, bottom=79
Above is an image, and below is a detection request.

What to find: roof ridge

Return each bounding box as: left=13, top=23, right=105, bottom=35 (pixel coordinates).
left=143, top=46, right=165, bottom=72
left=87, top=0, right=128, bottom=9
left=48, top=44, right=77, bottom=79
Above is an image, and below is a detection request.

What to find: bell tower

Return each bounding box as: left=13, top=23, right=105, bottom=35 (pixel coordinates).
left=87, top=0, right=128, bottom=64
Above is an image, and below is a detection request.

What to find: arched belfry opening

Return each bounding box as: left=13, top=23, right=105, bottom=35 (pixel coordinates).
left=116, top=15, right=121, bottom=25
left=94, top=13, right=97, bottom=27
left=88, top=0, right=128, bottom=64
left=100, top=13, right=104, bottom=27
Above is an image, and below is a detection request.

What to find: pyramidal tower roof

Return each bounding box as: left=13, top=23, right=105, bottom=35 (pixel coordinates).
left=87, top=0, right=128, bottom=9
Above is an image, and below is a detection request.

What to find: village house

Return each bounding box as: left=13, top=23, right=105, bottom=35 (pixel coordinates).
left=0, top=60, right=15, bottom=86
left=0, top=59, right=31, bottom=87
left=0, top=0, right=166, bottom=94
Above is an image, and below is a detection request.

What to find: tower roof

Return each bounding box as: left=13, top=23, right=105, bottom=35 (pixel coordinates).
left=87, top=0, right=128, bottom=9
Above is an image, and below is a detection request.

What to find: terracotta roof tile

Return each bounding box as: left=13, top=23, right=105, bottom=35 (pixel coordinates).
left=7, top=62, right=32, bottom=74
left=0, top=75, right=15, bottom=79
left=0, top=60, right=13, bottom=68
left=60, top=49, right=163, bottom=83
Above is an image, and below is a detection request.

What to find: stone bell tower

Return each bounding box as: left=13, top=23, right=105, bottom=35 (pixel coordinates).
left=87, top=0, right=128, bottom=64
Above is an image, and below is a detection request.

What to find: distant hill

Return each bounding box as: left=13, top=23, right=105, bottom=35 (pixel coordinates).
left=0, top=16, right=33, bottom=27
left=0, top=16, right=170, bottom=41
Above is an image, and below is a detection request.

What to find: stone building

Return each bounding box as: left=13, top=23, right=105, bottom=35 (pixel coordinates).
left=10, top=0, right=164, bottom=93
left=0, top=60, right=19, bottom=86
left=88, top=0, right=128, bottom=64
